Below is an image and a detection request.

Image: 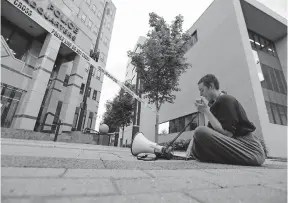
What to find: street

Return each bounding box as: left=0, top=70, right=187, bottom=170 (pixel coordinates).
left=1, top=138, right=287, bottom=203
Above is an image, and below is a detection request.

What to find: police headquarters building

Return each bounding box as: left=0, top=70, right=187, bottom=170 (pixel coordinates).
left=125, top=0, right=287, bottom=157
left=1, top=0, right=116, bottom=133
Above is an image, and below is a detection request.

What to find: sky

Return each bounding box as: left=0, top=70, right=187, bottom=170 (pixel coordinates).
left=95, top=0, right=287, bottom=130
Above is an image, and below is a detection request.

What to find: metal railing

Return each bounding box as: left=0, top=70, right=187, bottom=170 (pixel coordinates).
left=41, top=112, right=62, bottom=142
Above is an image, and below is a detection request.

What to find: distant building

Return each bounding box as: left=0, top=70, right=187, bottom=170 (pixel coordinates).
left=1, top=0, right=116, bottom=133
left=118, top=36, right=146, bottom=146
left=124, top=0, right=287, bottom=157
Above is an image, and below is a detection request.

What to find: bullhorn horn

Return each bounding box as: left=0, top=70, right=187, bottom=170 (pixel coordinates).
left=131, top=132, right=173, bottom=160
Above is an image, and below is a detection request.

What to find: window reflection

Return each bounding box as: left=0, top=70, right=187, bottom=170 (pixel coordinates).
left=1, top=83, right=24, bottom=128
left=158, top=112, right=202, bottom=135
left=248, top=30, right=277, bottom=57
left=1, top=19, right=32, bottom=61
left=265, top=101, right=287, bottom=126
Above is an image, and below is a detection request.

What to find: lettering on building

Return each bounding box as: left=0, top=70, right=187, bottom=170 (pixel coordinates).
left=51, top=29, right=90, bottom=61
left=21, top=0, right=79, bottom=41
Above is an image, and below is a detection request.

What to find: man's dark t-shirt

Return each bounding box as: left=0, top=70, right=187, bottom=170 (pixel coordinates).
left=207, top=94, right=256, bottom=136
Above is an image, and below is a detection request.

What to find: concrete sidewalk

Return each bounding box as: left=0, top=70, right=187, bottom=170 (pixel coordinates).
left=1, top=138, right=287, bottom=203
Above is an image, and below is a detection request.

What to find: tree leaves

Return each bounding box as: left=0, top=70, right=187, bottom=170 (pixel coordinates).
left=102, top=81, right=135, bottom=132
left=128, top=12, right=192, bottom=109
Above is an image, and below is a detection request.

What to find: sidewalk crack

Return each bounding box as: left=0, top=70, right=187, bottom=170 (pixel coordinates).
left=110, top=177, right=122, bottom=195
left=141, top=170, right=155, bottom=178
left=100, top=158, right=107, bottom=168
left=58, top=168, right=68, bottom=178
left=182, top=191, right=206, bottom=203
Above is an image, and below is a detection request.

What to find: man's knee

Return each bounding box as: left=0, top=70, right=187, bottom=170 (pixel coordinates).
left=193, top=126, right=211, bottom=141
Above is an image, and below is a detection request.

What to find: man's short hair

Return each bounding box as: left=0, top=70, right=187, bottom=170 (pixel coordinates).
left=198, top=74, right=220, bottom=90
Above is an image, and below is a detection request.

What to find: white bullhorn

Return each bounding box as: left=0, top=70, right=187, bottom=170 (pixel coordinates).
left=131, top=132, right=164, bottom=156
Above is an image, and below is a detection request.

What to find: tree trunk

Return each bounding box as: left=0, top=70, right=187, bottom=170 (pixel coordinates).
left=121, top=126, right=125, bottom=147
left=155, top=111, right=159, bottom=143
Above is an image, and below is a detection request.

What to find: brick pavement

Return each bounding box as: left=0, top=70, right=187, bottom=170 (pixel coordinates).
left=2, top=167, right=287, bottom=203
left=1, top=138, right=287, bottom=203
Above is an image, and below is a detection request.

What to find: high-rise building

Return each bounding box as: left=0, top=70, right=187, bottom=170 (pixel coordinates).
left=125, top=0, right=287, bottom=157
left=1, top=0, right=116, bottom=133
left=118, top=36, right=146, bottom=146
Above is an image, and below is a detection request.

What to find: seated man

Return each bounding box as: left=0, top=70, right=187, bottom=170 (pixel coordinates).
left=185, top=74, right=266, bottom=166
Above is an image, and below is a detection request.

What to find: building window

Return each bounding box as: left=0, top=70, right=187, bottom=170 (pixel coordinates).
left=81, top=13, right=87, bottom=22
left=97, top=67, right=101, bottom=79
left=100, top=32, right=103, bottom=41
left=82, top=110, right=87, bottom=130
left=87, top=87, right=91, bottom=97
left=103, top=18, right=106, bottom=26
left=87, top=112, right=94, bottom=128
left=168, top=112, right=201, bottom=134
left=1, top=83, right=24, bottom=128
left=52, top=101, right=63, bottom=132
left=72, top=107, right=80, bottom=130
left=87, top=19, right=92, bottom=29
left=107, top=22, right=111, bottom=30
left=265, top=102, right=287, bottom=126
left=92, top=67, right=96, bottom=76
left=86, top=0, right=91, bottom=5
left=103, top=36, right=108, bottom=46
left=260, top=64, right=287, bottom=95
left=100, top=52, right=105, bottom=63
left=92, top=90, right=97, bottom=100
left=63, top=74, right=69, bottom=87
left=191, top=31, right=198, bottom=45
left=1, top=20, right=32, bottom=61
left=93, top=26, right=99, bottom=36
left=92, top=5, right=97, bottom=13
left=109, top=9, right=113, bottom=17
left=80, top=83, right=85, bottom=94
left=248, top=30, right=277, bottom=56
left=185, top=30, right=198, bottom=51
left=75, top=8, right=80, bottom=16
left=97, top=11, right=102, bottom=19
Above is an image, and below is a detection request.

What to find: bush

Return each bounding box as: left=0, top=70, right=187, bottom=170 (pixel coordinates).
left=159, top=139, right=191, bottom=151
left=122, top=144, right=131, bottom=148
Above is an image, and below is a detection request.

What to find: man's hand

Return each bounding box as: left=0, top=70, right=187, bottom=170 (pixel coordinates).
left=194, top=97, right=209, bottom=114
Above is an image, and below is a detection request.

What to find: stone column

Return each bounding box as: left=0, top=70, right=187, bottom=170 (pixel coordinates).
left=12, top=34, right=61, bottom=130
left=42, top=59, right=68, bottom=131
left=59, top=55, right=88, bottom=132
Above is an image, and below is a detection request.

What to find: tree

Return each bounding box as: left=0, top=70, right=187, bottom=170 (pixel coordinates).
left=102, top=81, right=135, bottom=146
left=127, top=12, right=192, bottom=143
left=159, top=129, right=168, bottom=135
left=102, top=100, right=118, bottom=133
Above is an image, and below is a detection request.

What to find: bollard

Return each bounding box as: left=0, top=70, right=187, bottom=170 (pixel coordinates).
left=53, top=120, right=61, bottom=142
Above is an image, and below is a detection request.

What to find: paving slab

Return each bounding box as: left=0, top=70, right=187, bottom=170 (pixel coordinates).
left=262, top=182, right=287, bottom=192
left=2, top=192, right=198, bottom=203
left=115, top=176, right=219, bottom=195
left=201, top=169, right=287, bottom=187
left=63, top=169, right=150, bottom=179
left=1, top=168, right=65, bottom=178
left=187, top=185, right=287, bottom=203
left=1, top=156, right=106, bottom=169
left=1, top=144, right=102, bottom=160
left=144, top=169, right=218, bottom=178
left=1, top=138, right=130, bottom=153
left=2, top=178, right=116, bottom=197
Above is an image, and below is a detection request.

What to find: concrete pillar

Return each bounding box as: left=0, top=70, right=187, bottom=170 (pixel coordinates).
left=12, top=34, right=61, bottom=130
left=59, top=55, right=87, bottom=132
left=43, top=60, right=68, bottom=131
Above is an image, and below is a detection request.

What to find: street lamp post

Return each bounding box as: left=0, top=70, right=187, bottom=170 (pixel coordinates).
left=77, top=1, right=109, bottom=131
